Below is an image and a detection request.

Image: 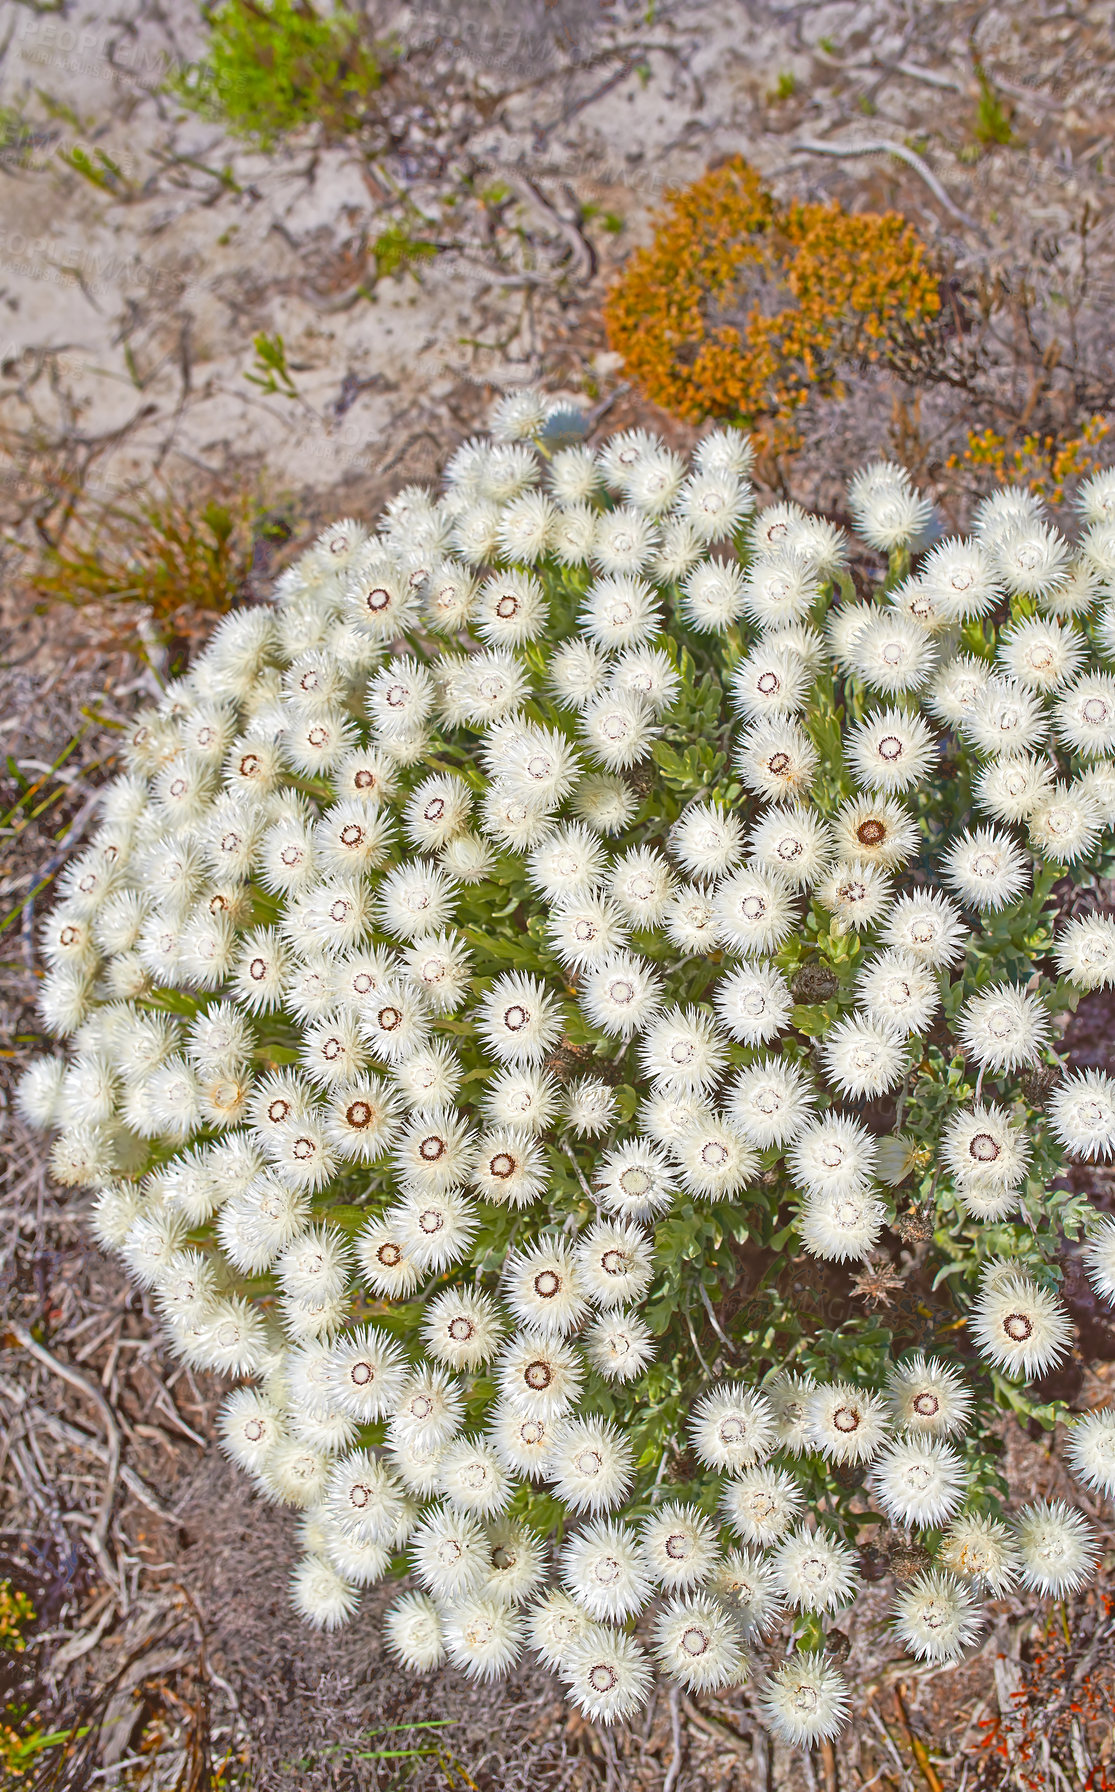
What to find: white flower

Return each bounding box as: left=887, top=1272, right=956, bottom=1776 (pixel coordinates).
left=944, top=827, right=1030, bottom=912
left=579, top=574, right=661, bottom=649
left=773, top=1525, right=859, bottom=1613
left=494, top=1397, right=566, bottom=1469
left=527, top=823, right=607, bottom=902
left=873, top=1436, right=966, bottom=1527
left=527, top=1588, right=593, bottom=1670
left=832, top=796, right=919, bottom=870
left=593, top=1138, right=677, bottom=1219
left=677, top=469, right=752, bottom=541
left=579, top=692, right=656, bottom=769
left=995, top=521, right=1070, bottom=598
left=817, top=859, right=894, bottom=930
left=731, top=645, right=809, bottom=720
left=857, top=949, right=940, bottom=1035
left=547, top=639, right=611, bottom=710
left=939, top=1513, right=1019, bottom=1595
left=608, top=844, right=674, bottom=925
left=997, top=617, right=1084, bottom=691
left=1048, top=1067, right=1115, bottom=1161
left=669, top=802, right=745, bottom=880
left=548, top=1416, right=633, bottom=1514
left=579, top=952, right=662, bottom=1037
left=385, top=1591, right=445, bottom=1671
left=847, top=708, right=936, bottom=793
left=569, top=772, right=638, bottom=833
left=329, top=1325, right=408, bottom=1420
left=290, top=1555, right=359, bottom=1630
left=680, top=557, right=746, bottom=631
left=562, top=1627, right=653, bottom=1724
left=609, top=646, right=682, bottom=715
left=748, top=803, right=832, bottom=887
left=975, top=753, right=1055, bottom=823
left=1084, top=1215, right=1115, bottom=1303
left=800, top=1185, right=887, bottom=1261
left=970, top=1264, right=1072, bottom=1379
left=218, top=1388, right=286, bottom=1473
left=726, top=1057, right=815, bottom=1148
left=561, top=1520, right=652, bottom=1621
left=695, top=426, right=755, bottom=479
left=712, top=1549, right=784, bottom=1638
left=639, top=1502, right=718, bottom=1590
left=1029, top=784, right=1101, bottom=863
left=583, top=1310, right=656, bottom=1382
left=326, top=1451, right=407, bottom=1543
left=503, top=1241, right=588, bottom=1336
left=442, top=1596, right=524, bottom=1681
left=820, top=1015, right=908, bottom=1100
left=396, top=1187, right=480, bottom=1273
left=886, top=1353, right=973, bottom=1438
left=637, top=1005, right=726, bottom=1093
left=1055, top=913, right=1115, bottom=989
left=761, top=1653, right=849, bottom=1747
left=957, top=983, right=1050, bottom=1074
left=721, top=1466, right=804, bottom=1545
left=671, top=1116, right=758, bottom=1199
left=893, top=1570, right=981, bottom=1662
left=1013, top=1499, right=1098, bottom=1595
left=919, top=537, right=1001, bottom=620
left=357, top=1217, right=420, bottom=1299
left=691, top=1385, right=775, bottom=1473
left=1064, top=1409, right=1115, bottom=1498
left=741, top=551, right=818, bottom=630
left=437, top=1438, right=511, bottom=1518
left=389, top=1368, right=464, bottom=1453
left=411, top=1504, right=490, bottom=1602
left=663, top=884, right=720, bottom=951
left=653, top=1595, right=744, bottom=1692
left=713, top=866, right=798, bottom=956
left=1056, top=673, right=1115, bottom=756
left=391, top=1108, right=473, bottom=1192
left=853, top=613, right=936, bottom=694
left=788, top=1115, right=877, bottom=1199
left=736, top=719, right=818, bottom=802
left=942, top=1103, right=1031, bottom=1189
left=805, top=1382, right=890, bottom=1463
left=575, top=1219, right=654, bottom=1309
left=471, top=1126, right=548, bottom=1207
left=713, top=962, right=794, bottom=1044
left=563, top=1076, right=619, bottom=1139
left=476, top=973, right=562, bottom=1065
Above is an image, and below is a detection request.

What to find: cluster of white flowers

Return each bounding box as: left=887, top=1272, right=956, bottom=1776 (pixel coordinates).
left=19, top=394, right=1115, bottom=1744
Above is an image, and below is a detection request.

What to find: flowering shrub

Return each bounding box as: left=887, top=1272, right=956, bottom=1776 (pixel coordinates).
left=603, top=156, right=941, bottom=451
left=19, top=394, right=1115, bottom=1745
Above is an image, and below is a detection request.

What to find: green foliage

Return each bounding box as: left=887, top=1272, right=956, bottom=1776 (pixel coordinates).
left=372, top=223, right=439, bottom=282
left=973, top=67, right=1015, bottom=147
left=245, top=331, right=300, bottom=399
left=168, top=0, right=385, bottom=147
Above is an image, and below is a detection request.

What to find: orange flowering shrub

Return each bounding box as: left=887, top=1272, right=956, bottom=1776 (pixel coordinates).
left=605, top=157, right=940, bottom=445
left=953, top=415, right=1112, bottom=505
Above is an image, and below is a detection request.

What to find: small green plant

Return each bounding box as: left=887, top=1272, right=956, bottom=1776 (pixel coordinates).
left=168, top=0, right=386, bottom=148
left=23, top=486, right=261, bottom=624
left=771, top=70, right=797, bottom=101
left=0, top=1583, right=86, bottom=1778
left=973, top=66, right=1015, bottom=147
left=372, top=224, right=438, bottom=283
left=245, top=332, right=301, bottom=399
